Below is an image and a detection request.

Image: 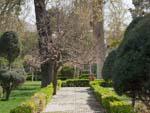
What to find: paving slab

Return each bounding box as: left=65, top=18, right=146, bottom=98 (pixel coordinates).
left=43, top=87, right=106, bottom=113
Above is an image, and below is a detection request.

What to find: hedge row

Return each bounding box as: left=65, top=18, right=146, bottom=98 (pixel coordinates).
left=10, top=80, right=62, bottom=113
left=90, top=80, right=134, bottom=113
left=62, top=79, right=89, bottom=87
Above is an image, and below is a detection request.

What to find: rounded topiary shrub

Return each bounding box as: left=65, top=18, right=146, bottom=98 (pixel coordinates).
left=112, top=14, right=150, bottom=107
left=102, top=50, right=117, bottom=81
left=0, top=69, right=26, bottom=100
left=0, top=31, right=20, bottom=67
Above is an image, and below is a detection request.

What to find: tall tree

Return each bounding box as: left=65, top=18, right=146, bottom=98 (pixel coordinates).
left=34, top=0, right=54, bottom=87
left=92, top=0, right=105, bottom=79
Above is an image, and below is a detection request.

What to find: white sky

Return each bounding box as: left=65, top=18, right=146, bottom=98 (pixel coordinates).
left=21, top=0, right=134, bottom=26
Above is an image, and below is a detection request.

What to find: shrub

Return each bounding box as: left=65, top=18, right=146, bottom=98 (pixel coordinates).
left=62, top=79, right=89, bottom=87
left=100, top=81, right=112, bottom=88
left=112, top=14, right=150, bottom=107
left=102, top=50, right=117, bottom=81
left=0, top=31, right=20, bottom=67
left=0, top=57, right=8, bottom=68
left=10, top=102, right=35, bottom=113
left=79, top=74, right=89, bottom=79
left=90, top=80, right=134, bottom=113
left=0, top=69, right=26, bottom=100
left=60, top=66, right=74, bottom=79
left=57, top=80, right=62, bottom=89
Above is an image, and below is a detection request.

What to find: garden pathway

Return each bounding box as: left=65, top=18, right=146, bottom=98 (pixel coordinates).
left=43, top=87, right=106, bottom=113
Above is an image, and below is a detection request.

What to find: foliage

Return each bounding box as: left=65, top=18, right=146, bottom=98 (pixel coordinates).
left=102, top=50, right=117, bottom=81
left=62, top=79, right=89, bottom=87
left=112, top=14, right=150, bottom=107
left=10, top=80, right=63, bottom=113
left=108, top=38, right=122, bottom=49
left=135, top=102, right=150, bottom=113
left=90, top=80, right=134, bottom=113
left=60, top=66, right=74, bottom=79
left=130, top=0, right=150, bottom=19
left=57, top=80, right=62, bottom=90
left=0, top=31, right=20, bottom=66
left=0, top=69, right=26, bottom=100
left=0, top=57, right=8, bottom=68
left=79, top=74, right=89, bottom=79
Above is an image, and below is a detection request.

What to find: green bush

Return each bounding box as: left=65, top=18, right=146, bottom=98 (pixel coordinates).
left=79, top=74, right=89, bottom=79
left=0, top=69, right=26, bottom=100
left=10, top=103, right=35, bottom=113
left=90, top=80, right=134, bottom=113
left=62, top=79, right=89, bottom=87
left=57, top=80, right=62, bottom=89
left=112, top=14, right=150, bottom=106
left=0, top=31, right=20, bottom=67
left=60, top=66, right=74, bottom=76
left=102, top=50, right=117, bottom=81
left=100, top=81, right=112, bottom=88
left=0, top=57, right=8, bottom=68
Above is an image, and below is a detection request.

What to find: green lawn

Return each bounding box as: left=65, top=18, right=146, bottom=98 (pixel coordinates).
left=0, top=81, right=41, bottom=113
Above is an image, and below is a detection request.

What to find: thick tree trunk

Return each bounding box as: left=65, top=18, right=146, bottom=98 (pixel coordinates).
left=41, top=61, right=54, bottom=87
left=92, top=0, right=105, bottom=79
left=5, top=87, right=11, bottom=100
left=34, top=0, right=53, bottom=87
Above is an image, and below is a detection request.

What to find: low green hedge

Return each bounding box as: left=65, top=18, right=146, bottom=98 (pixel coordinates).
left=57, top=80, right=62, bottom=89
left=62, top=79, right=89, bottom=87
left=90, top=80, right=134, bottom=113
left=78, top=74, right=89, bottom=79
left=10, top=80, right=62, bottom=113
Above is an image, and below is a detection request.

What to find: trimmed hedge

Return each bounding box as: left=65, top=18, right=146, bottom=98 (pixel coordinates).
left=79, top=74, right=89, bottom=79
left=57, top=80, right=62, bottom=89
left=90, top=80, right=134, bottom=113
left=10, top=80, right=62, bottom=113
left=62, top=79, right=89, bottom=87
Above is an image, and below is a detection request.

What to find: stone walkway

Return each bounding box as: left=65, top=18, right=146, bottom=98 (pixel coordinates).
left=43, top=87, right=106, bottom=113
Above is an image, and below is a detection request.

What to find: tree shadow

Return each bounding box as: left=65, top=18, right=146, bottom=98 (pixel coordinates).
left=75, top=87, right=107, bottom=113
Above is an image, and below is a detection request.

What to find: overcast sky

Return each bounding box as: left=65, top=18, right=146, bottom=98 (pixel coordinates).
left=21, top=0, right=134, bottom=26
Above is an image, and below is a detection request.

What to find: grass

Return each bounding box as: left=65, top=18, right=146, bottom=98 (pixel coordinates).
left=0, top=81, right=41, bottom=113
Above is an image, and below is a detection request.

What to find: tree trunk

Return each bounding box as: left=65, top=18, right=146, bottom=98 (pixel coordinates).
left=132, top=92, right=136, bottom=107
left=53, top=63, right=59, bottom=95
left=53, top=71, right=57, bottom=95
left=31, top=71, right=34, bottom=82
left=92, top=0, right=105, bottom=79
left=5, top=88, right=11, bottom=100
left=2, top=86, right=5, bottom=98
left=41, top=61, right=54, bottom=87
left=34, top=0, right=53, bottom=87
